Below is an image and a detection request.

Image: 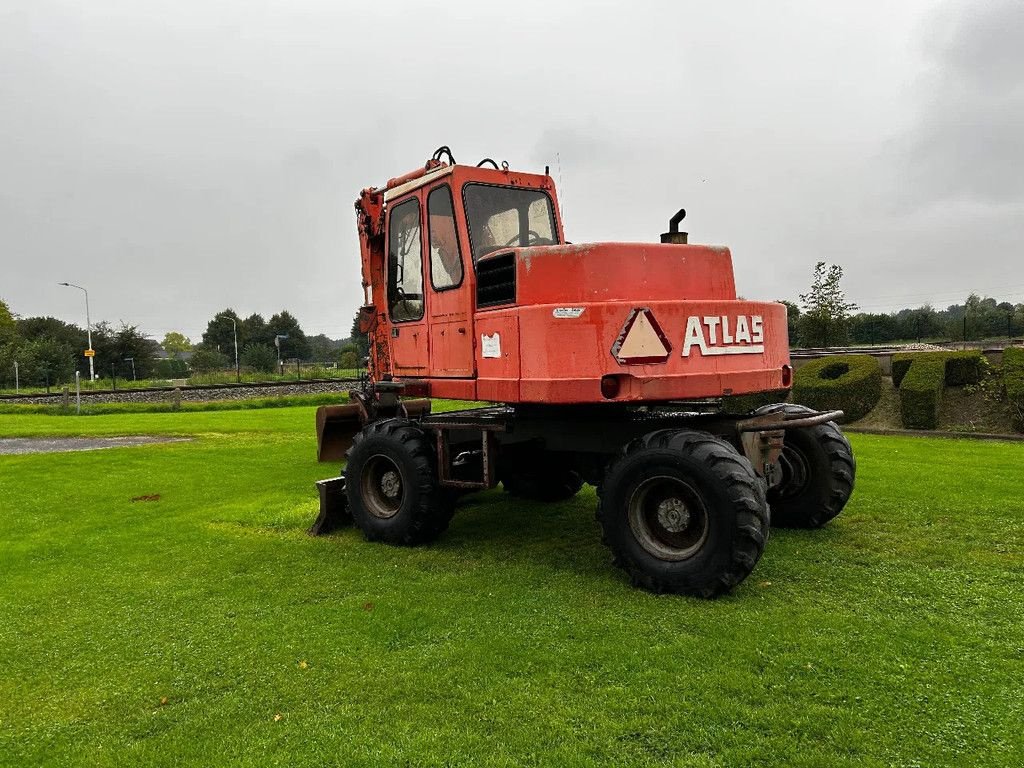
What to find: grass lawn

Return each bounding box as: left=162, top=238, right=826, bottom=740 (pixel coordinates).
left=1, top=406, right=1022, bottom=766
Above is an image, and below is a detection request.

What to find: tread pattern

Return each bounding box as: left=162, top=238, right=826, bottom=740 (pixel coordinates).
left=756, top=403, right=856, bottom=528
left=346, top=419, right=454, bottom=545
left=597, top=429, right=769, bottom=598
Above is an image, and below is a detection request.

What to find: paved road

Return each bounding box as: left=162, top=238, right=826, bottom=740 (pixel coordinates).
left=0, top=436, right=190, bottom=455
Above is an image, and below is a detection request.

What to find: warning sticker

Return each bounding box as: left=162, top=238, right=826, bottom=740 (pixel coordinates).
left=481, top=333, right=502, bottom=359
left=610, top=308, right=671, bottom=364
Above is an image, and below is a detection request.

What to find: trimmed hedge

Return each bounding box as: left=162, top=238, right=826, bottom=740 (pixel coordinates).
left=721, top=389, right=790, bottom=415
left=1004, top=347, right=1024, bottom=432
left=792, top=354, right=882, bottom=422
left=891, top=350, right=986, bottom=388
left=899, top=356, right=946, bottom=429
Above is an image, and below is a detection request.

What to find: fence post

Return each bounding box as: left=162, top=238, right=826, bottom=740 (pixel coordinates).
left=75, top=371, right=81, bottom=414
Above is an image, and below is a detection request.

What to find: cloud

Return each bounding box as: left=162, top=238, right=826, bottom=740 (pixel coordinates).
left=899, top=0, right=1024, bottom=206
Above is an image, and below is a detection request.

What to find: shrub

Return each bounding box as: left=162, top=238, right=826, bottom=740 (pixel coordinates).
left=721, top=390, right=789, bottom=415
left=892, top=350, right=985, bottom=388
left=242, top=343, right=277, bottom=374
left=153, top=358, right=188, bottom=378
left=1004, top=347, right=1024, bottom=432
left=188, top=347, right=229, bottom=374
left=899, top=357, right=945, bottom=430
left=792, top=354, right=882, bottom=422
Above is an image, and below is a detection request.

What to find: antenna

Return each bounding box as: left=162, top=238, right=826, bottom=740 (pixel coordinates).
left=557, top=152, right=565, bottom=227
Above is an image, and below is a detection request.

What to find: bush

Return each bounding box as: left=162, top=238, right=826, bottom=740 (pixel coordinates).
left=153, top=358, right=189, bottom=378
left=189, top=347, right=229, bottom=374
left=721, top=389, right=789, bottom=415
left=892, top=350, right=985, bottom=388
left=242, top=343, right=277, bottom=374
left=792, top=354, right=882, bottom=422
left=1004, top=347, right=1024, bottom=432
left=899, top=357, right=946, bottom=430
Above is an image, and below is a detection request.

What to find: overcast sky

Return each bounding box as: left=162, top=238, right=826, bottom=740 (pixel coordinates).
left=2, top=0, right=1022, bottom=342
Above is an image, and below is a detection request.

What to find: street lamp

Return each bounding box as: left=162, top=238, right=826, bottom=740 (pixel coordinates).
left=124, top=357, right=136, bottom=381
left=59, top=282, right=94, bottom=381
left=275, top=334, right=289, bottom=374
left=216, top=314, right=240, bottom=382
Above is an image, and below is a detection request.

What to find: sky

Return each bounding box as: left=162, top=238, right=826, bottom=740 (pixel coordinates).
left=2, top=0, right=1022, bottom=343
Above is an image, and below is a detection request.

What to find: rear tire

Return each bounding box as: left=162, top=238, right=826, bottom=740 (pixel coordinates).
left=501, top=458, right=584, bottom=502
left=755, top=403, right=856, bottom=528
left=345, top=419, right=454, bottom=545
left=598, top=429, right=769, bottom=598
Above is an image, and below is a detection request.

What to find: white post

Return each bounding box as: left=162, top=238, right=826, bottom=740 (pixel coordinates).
left=75, top=370, right=81, bottom=414
left=14, top=361, right=18, bottom=393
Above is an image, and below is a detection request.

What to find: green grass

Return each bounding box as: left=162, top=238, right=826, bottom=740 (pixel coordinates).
left=0, top=392, right=348, bottom=417
left=1, top=406, right=1022, bottom=766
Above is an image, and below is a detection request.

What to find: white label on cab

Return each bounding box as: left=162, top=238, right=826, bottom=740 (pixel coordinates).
left=481, top=333, right=502, bottom=358
left=552, top=307, right=585, bottom=319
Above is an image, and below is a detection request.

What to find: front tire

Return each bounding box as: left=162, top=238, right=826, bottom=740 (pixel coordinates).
left=598, top=430, right=769, bottom=598
left=345, top=419, right=454, bottom=545
left=755, top=403, right=856, bottom=528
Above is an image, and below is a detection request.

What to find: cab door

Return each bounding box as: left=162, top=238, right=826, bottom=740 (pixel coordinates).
left=386, top=195, right=430, bottom=374
left=425, top=183, right=474, bottom=377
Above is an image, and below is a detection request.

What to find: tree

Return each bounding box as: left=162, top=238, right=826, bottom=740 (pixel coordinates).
left=798, top=262, right=858, bottom=348
left=162, top=332, right=192, bottom=357
left=308, top=333, right=341, bottom=362
left=189, top=347, right=229, bottom=374
left=777, top=301, right=800, bottom=346
left=202, top=309, right=240, bottom=356
left=0, top=299, right=17, bottom=346
left=239, top=313, right=269, bottom=348
left=267, top=310, right=310, bottom=360
left=349, top=310, right=370, bottom=358
left=241, top=342, right=277, bottom=374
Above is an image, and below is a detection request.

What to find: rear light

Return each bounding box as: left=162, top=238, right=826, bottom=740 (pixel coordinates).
left=781, top=365, right=793, bottom=387
left=600, top=375, right=621, bottom=399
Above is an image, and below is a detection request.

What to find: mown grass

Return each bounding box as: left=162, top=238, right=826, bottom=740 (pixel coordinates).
left=0, top=392, right=348, bottom=417
left=1, top=406, right=1022, bottom=767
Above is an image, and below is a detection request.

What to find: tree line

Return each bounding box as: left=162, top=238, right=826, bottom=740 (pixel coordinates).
left=784, top=262, right=1024, bottom=348
left=0, top=299, right=361, bottom=388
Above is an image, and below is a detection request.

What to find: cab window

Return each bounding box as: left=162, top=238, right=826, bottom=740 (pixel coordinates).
left=427, top=185, right=464, bottom=291
left=463, top=184, right=558, bottom=263
left=387, top=197, right=424, bottom=322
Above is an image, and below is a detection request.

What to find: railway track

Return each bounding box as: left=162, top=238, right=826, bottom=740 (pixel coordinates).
left=0, top=377, right=361, bottom=405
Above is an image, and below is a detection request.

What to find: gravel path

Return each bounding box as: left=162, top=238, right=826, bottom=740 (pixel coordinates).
left=0, top=436, right=191, bottom=455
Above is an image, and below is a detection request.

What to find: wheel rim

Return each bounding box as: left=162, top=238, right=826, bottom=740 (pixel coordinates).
left=777, top=444, right=810, bottom=500
left=627, top=475, right=710, bottom=561
left=360, top=454, right=404, bottom=519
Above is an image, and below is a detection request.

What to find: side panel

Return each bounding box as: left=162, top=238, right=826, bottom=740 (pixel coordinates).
left=474, top=311, right=520, bottom=402
left=516, top=300, right=790, bottom=403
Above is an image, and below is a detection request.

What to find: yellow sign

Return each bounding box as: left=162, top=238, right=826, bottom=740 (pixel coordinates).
left=84, top=349, right=95, bottom=357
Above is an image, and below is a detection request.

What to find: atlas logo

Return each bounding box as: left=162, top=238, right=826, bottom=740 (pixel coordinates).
left=682, top=315, right=763, bottom=356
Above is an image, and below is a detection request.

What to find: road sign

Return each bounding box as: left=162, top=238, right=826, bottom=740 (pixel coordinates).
left=84, top=349, right=95, bottom=357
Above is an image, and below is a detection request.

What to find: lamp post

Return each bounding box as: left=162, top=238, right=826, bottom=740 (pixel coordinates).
left=216, top=314, right=240, bottom=382
left=275, top=334, right=288, bottom=374
left=59, top=282, right=94, bottom=381
left=124, top=357, right=136, bottom=381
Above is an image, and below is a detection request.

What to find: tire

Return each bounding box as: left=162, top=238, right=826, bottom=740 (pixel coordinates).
left=597, top=429, right=769, bottom=598
left=755, top=403, right=856, bottom=528
left=345, top=419, right=455, bottom=545
left=501, top=458, right=584, bottom=502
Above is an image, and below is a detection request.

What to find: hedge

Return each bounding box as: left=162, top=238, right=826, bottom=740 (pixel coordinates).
left=891, top=350, right=986, bottom=388
left=899, top=356, right=946, bottom=429
left=721, top=389, right=789, bottom=415
left=792, top=354, right=882, bottom=422
left=1004, top=347, right=1024, bottom=432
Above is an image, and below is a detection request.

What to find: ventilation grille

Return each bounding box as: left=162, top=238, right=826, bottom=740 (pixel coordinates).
left=476, top=253, right=516, bottom=308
